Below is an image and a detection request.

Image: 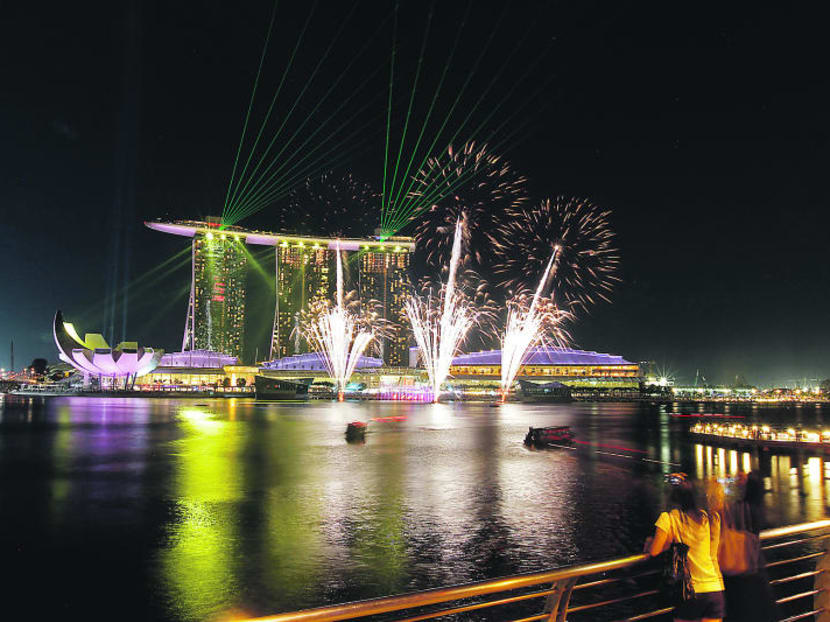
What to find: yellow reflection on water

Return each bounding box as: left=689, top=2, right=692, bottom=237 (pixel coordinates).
left=162, top=408, right=245, bottom=620
left=49, top=405, right=74, bottom=523
left=354, top=426, right=408, bottom=594
left=717, top=447, right=726, bottom=478
left=259, top=417, right=322, bottom=605
left=695, top=444, right=703, bottom=480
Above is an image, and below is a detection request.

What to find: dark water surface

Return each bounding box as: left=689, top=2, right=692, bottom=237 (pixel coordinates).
left=0, top=397, right=827, bottom=620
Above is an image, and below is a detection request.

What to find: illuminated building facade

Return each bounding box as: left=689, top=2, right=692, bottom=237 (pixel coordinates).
left=145, top=220, right=414, bottom=365
left=271, top=242, right=412, bottom=365
left=357, top=247, right=411, bottom=366
left=182, top=231, right=247, bottom=359
left=134, top=349, right=259, bottom=389
left=272, top=244, right=336, bottom=359
left=53, top=311, right=163, bottom=388
left=448, top=348, right=641, bottom=389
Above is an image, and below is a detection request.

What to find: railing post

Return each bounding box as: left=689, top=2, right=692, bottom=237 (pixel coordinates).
left=815, top=536, right=830, bottom=621
left=543, top=577, right=578, bottom=622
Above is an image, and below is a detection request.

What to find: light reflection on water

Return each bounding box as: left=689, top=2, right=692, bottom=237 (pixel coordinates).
left=0, top=397, right=827, bottom=621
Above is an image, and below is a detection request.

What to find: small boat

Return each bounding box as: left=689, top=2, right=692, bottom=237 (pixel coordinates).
left=254, top=376, right=312, bottom=401
left=345, top=421, right=367, bottom=443
left=524, top=425, right=575, bottom=448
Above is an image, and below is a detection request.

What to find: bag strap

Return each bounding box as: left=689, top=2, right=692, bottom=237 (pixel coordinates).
left=672, top=510, right=683, bottom=545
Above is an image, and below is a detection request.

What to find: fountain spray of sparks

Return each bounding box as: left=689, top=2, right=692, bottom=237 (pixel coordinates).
left=406, top=218, right=476, bottom=402
left=301, top=245, right=375, bottom=400
left=499, top=247, right=563, bottom=400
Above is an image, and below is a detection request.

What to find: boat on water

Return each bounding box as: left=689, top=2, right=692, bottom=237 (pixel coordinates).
left=345, top=421, right=367, bottom=443
left=254, top=376, right=312, bottom=401
left=524, top=425, right=575, bottom=448
left=523, top=426, right=679, bottom=467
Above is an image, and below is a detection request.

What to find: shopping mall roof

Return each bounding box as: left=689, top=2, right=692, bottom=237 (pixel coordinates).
left=158, top=350, right=239, bottom=369
left=451, top=348, right=635, bottom=367
left=262, top=352, right=383, bottom=372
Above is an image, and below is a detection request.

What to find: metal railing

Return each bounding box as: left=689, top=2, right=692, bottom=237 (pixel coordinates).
left=240, top=519, right=830, bottom=622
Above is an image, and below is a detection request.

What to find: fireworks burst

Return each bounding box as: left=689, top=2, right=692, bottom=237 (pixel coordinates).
left=406, top=218, right=485, bottom=402
left=282, top=170, right=377, bottom=238
left=499, top=249, right=571, bottom=400
left=298, top=247, right=382, bottom=399
left=409, top=142, right=528, bottom=271
left=493, top=196, right=620, bottom=313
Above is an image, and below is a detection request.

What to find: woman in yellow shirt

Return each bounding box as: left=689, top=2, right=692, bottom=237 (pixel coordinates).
left=645, top=480, right=725, bottom=622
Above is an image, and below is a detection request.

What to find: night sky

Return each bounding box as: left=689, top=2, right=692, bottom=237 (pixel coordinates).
left=1, top=1, right=827, bottom=386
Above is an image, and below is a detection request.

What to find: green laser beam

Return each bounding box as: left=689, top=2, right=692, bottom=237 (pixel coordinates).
left=226, top=2, right=356, bottom=219
left=384, top=10, right=500, bottom=227
left=224, top=132, right=376, bottom=224
left=426, top=7, right=529, bottom=159
left=225, top=133, right=376, bottom=223
left=385, top=0, right=467, bottom=219
left=395, top=52, right=555, bottom=230
left=468, top=39, right=560, bottom=151
left=224, top=101, right=383, bottom=222
left=380, top=1, right=399, bottom=232
left=225, top=58, right=400, bottom=221
left=384, top=2, right=433, bottom=233
left=385, top=146, right=503, bottom=233
left=234, top=141, right=374, bottom=220
left=88, top=248, right=192, bottom=326
left=457, top=35, right=552, bottom=154
left=384, top=108, right=540, bottom=236
left=224, top=0, right=320, bottom=218
left=240, top=244, right=276, bottom=290
left=222, top=0, right=279, bottom=215
left=227, top=29, right=394, bottom=220
left=142, top=283, right=191, bottom=333
left=383, top=0, right=502, bottom=225
left=225, top=42, right=396, bottom=225
left=227, top=102, right=374, bottom=221
left=224, top=0, right=316, bottom=217
left=99, top=245, right=191, bottom=307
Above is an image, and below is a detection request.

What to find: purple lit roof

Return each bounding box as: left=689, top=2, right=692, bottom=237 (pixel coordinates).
left=144, top=220, right=413, bottom=249
left=451, top=348, right=634, bottom=366
left=158, top=350, right=239, bottom=368
left=262, top=352, right=383, bottom=371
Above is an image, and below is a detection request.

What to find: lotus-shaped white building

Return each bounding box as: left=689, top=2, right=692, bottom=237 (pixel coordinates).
left=53, top=311, right=164, bottom=388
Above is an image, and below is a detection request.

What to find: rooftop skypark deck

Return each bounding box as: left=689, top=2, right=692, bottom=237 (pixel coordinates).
left=144, top=219, right=415, bottom=251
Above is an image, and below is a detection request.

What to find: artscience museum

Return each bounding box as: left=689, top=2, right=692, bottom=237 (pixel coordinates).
left=52, top=310, right=164, bottom=388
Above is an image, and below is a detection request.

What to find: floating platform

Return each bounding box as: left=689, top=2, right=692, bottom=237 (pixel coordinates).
left=690, top=423, right=830, bottom=455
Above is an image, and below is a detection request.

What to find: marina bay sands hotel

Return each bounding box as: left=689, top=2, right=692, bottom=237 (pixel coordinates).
left=145, top=218, right=414, bottom=366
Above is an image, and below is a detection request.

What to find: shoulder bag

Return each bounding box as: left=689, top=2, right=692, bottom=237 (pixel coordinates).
left=719, top=504, right=761, bottom=575
left=664, top=511, right=696, bottom=601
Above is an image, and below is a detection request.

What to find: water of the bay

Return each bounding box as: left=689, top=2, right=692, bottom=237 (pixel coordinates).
left=0, top=396, right=826, bottom=620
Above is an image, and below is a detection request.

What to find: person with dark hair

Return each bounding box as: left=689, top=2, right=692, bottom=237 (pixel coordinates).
left=720, top=471, right=776, bottom=622
left=645, top=480, right=725, bottom=622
